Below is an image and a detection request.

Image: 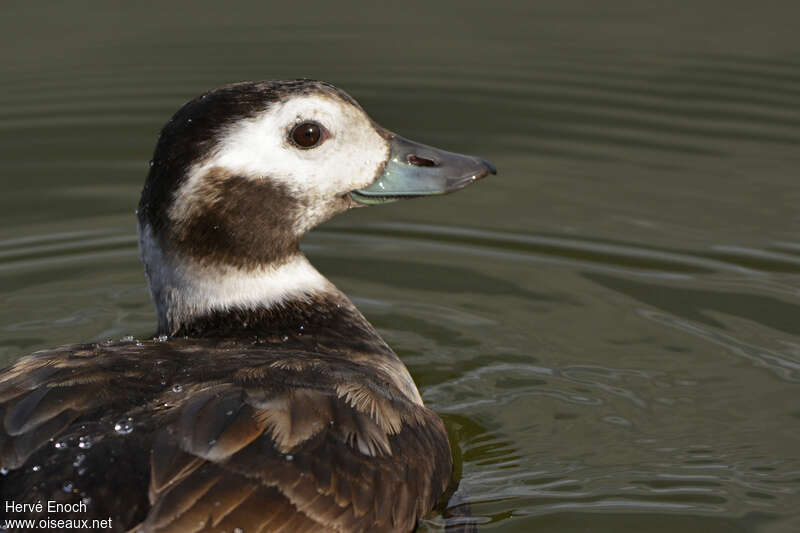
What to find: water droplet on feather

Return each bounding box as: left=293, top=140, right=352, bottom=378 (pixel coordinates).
left=114, top=418, right=134, bottom=435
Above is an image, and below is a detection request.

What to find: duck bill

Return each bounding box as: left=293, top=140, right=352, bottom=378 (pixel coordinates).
left=350, top=134, right=497, bottom=205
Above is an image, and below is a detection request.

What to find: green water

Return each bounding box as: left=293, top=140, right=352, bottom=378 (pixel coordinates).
left=2, top=1, right=800, bottom=531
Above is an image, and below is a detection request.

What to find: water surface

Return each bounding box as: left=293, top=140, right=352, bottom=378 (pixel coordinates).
left=2, top=2, right=800, bottom=531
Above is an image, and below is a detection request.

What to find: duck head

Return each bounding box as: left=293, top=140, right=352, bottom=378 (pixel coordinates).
left=137, top=80, right=495, bottom=335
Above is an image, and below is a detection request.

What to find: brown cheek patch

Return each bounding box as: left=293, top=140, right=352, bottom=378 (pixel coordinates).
left=169, top=168, right=304, bottom=269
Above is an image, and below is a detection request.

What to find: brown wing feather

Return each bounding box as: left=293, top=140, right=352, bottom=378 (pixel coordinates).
left=0, top=340, right=452, bottom=533
left=143, top=381, right=451, bottom=532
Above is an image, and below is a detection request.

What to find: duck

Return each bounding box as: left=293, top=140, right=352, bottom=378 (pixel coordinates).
left=0, top=79, right=495, bottom=533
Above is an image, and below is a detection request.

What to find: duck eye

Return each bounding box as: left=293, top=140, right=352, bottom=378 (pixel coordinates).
left=290, top=122, right=323, bottom=149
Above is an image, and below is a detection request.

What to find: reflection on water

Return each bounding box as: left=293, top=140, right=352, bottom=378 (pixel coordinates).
left=2, top=1, right=800, bottom=531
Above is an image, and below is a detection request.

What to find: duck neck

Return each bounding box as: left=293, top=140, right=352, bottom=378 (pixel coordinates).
left=172, top=282, right=384, bottom=349
left=140, top=223, right=379, bottom=345
left=164, top=256, right=361, bottom=337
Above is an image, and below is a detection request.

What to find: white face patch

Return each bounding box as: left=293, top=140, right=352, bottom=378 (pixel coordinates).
left=172, top=92, right=390, bottom=235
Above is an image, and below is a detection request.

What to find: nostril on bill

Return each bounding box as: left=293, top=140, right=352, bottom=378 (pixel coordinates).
left=407, top=154, right=437, bottom=167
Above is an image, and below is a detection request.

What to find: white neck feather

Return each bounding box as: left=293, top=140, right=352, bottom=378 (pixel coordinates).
left=139, top=223, right=334, bottom=334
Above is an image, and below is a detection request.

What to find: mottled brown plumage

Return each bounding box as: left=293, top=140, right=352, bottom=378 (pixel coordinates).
left=0, top=300, right=452, bottom=532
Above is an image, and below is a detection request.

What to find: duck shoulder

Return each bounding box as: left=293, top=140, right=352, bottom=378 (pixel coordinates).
left=0, top=339, right=452, bottom=533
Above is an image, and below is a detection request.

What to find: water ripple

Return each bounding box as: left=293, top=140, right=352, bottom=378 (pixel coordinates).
left=320, top=222, right=800, bottom=276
